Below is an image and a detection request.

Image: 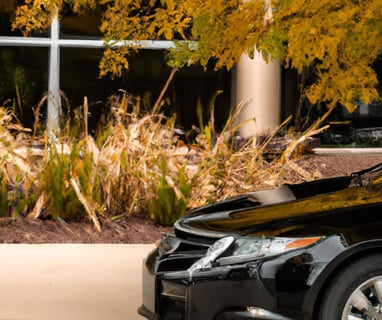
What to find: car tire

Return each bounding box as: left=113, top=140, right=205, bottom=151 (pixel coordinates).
left=319, top=254, right=382, bottom=320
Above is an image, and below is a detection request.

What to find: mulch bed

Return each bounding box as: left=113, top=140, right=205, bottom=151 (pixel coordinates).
left=0, top=215, right=171, bottom=244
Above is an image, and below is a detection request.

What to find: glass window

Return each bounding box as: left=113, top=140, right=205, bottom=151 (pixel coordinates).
left=60, top=4, right=103, bottom=38
left=0, top=1, right=49, bottom=37
left=0, top=47, right=49, bottom=127
left=319, top=58, right=382, bottom=146
left=0, top=1, right=20, bottom=36
left=60, top=48, right=172, bottom=104
left=0, top=2, right=232, bottom=133
left=174, top=64, right=231, bottom=131
left=60, top=3, right=186, bottom=41
left=60, top=48, right=172, bottom=131
left=60, top=47, right=231, bottom=132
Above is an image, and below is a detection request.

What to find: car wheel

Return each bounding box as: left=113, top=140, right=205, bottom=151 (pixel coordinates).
left=319, top=254, right=382, bottom=320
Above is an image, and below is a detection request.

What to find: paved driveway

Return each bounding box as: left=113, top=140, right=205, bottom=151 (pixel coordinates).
left=0, top=244, right=155, bottom=320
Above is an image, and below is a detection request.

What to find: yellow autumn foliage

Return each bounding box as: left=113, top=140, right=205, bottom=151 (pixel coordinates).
left=11, top=0, right=382, bottom=113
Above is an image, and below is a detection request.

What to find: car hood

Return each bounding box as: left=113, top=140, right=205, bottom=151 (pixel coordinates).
left=174, top=178, right=382, bottom=240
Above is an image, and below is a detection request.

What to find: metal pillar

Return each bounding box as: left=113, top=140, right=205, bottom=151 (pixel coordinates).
left=47, top=14, right=61, bottom=139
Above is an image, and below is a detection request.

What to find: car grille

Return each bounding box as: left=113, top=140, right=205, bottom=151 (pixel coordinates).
left=156, top=237, right=209, bottom=273
left=153, top=235, right=212, bottom=320
left=157, top=255, right=202, bottom=272
left=161, top=280, right=187, bottom=301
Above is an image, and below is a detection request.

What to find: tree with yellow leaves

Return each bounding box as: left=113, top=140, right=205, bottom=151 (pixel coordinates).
left=12, top=0, right=382, bottom=113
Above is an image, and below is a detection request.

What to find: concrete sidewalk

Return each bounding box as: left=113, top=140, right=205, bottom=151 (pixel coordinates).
left=0, top=244, right=155, bottom=320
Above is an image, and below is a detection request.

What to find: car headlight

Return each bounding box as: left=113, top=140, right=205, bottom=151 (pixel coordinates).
left=160, top=236, right=235, bottom=281
left=188, top=236, right=235, bottom=273
left=189, top=236, right=322, bottom=272
left=163, top=236, right=322, bottom=281
left=218, top=236, right=323, bottom=265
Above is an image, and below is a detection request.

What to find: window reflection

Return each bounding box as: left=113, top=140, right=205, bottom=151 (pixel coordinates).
left=60, top=48, right=231, bottom=133
left=0, top=1, right=49, bottom=37
left=60, top=48, right=175, bottom=131
left=60, top=48, right=173, bottom=102
left=0, top=2, right=231, bottom=133
left=60, top=3, right=187, bottom=41
left=0, top=47, right=48, bottom=127
left=60, top=4, right=103, bottom=38
left=0, top=1, right=21, bottom=36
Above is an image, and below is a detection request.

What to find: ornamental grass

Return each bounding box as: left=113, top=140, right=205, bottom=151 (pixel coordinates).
left=0, top=93, right=321, bottom=230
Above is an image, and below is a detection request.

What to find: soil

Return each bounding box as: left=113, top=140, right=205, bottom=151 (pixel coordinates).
left=0, top=154, right=381, bottom=244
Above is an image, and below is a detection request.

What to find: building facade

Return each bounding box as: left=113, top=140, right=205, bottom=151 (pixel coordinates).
left=1, top=4, right=381, bottom=146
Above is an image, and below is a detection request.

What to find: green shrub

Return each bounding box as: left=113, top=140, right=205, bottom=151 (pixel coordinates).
left=39, top=144, right=83, bottom=220
left=149, top=157, right=193, bottom=226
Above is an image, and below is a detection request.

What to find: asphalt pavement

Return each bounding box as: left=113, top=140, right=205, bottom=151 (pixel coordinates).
left=0, top=244, right=155, bottom=320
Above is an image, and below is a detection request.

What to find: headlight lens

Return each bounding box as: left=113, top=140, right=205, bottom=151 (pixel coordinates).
left=218, top=236, right=322, bottom=265
left=188, top=236, right=235, bottom=273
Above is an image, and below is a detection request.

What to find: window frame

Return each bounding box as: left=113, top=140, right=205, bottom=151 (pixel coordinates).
left=0, top=14, right=175, bottom=138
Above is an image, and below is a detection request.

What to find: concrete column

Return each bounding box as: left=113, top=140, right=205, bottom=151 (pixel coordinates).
left=234, top=51, right=281, bottom=138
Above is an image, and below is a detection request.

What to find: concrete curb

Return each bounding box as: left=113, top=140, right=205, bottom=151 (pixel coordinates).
left=312, top=147, right=382, bottom=155
left=0, top=244, right=155, bottom=320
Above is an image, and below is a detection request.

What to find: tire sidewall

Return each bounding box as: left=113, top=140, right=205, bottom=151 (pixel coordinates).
left=319, top=254, right=382, bottom=320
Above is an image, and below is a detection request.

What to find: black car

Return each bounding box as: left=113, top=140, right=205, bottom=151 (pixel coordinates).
left=138, top=162, right=382, bottom=320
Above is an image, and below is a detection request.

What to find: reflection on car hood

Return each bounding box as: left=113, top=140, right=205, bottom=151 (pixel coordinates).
left=175, top=173, right=382, bottom=240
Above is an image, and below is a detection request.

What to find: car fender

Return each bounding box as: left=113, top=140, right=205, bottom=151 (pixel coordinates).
left=302, top=239, right=382, bottom=319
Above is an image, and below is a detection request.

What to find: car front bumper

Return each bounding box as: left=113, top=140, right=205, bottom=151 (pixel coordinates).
left=138, top=252, right=292, bottom=320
